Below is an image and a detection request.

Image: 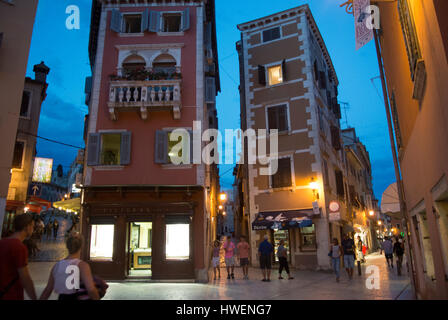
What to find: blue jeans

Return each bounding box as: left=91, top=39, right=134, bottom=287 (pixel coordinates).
left=332, top=257, right=340, bottom=278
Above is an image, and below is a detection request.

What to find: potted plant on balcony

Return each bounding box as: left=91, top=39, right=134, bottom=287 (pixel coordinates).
left=172, top=72, right=182, bottom=80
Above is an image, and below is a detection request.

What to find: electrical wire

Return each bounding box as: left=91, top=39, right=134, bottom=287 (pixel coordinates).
left=17, top=130, right=84, bottom=149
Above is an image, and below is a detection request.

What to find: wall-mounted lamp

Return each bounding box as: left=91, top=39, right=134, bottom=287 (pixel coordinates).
left=218, top=205, right=223, bottom=210
left=368, top=210, right=375, bottom=217
left=222, top=211, right=226, bottom=216
left=377, top=220, right=382, bottom=226
left=309, top=178, right=319, bottom=200
left=219, top=193, right=227, bottom=202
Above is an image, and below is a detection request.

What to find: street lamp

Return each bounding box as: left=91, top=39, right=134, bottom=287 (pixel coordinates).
left=219, top=193, right=227, bottom=202
left=309, top=178, right=319, bottom=200
left=218, top=205, right=223, bottom=210
left=377, top=220, right=382, bottom=226
left=369, top=210, right=375, bottom=217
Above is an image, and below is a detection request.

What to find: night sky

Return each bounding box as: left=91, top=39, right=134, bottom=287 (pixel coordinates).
left=26, top=0, right=395, bottom=203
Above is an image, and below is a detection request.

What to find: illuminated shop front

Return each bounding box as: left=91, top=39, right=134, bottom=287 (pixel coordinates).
left=81, top=186, right=203, bottom=281
left=252, top=209, right=320, bottom=267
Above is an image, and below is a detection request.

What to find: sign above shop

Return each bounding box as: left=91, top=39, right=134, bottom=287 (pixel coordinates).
left=252, top=209, right=316, bottom=230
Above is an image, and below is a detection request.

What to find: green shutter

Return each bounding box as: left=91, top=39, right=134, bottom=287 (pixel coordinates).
left=141, top=8, right=149, bottom=32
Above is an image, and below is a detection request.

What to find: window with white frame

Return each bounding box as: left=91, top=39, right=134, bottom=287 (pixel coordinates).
left=122, top=14, right=143, bottom=33
left=162, top=13, right=182, bottom=32
left=267, top=65, right=283, bottom=86
left=271, top=157, right=292, bottom=189
left=267, top=104, right=288, bottom=133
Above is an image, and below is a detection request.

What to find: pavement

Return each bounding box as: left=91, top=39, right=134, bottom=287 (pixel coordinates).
left=28, top=252, right=414, bottom=300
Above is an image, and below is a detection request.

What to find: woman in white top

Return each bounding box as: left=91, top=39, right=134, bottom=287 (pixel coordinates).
left=39, top=233, right=100, bottom=300
left=329, top=238, right=343, bottom=283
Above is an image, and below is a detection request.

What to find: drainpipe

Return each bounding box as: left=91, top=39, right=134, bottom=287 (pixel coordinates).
left=373, top=29, right=417, bottom=299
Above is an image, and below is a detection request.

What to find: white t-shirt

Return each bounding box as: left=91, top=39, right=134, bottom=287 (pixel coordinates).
left=52, top=259, right=81, bottom=295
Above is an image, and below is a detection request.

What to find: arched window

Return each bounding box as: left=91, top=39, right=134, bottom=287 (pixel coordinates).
left=122, top=54, right=146, bottom=74
left=152, top=54, right=177, bottom=76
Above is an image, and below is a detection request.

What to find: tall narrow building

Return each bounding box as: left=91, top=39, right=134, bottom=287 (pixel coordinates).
left=237, top=5, right=348, bottom=270
left=82, top=0, right=220, bottom=281
left=0, top=0, right=39, bottom=237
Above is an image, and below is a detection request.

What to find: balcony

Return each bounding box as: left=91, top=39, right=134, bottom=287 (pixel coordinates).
left=107, top=79, right=182, bottom=120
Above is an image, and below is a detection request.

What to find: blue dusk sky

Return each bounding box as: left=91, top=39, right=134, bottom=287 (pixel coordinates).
left=26, top=0, right=395, bottom=203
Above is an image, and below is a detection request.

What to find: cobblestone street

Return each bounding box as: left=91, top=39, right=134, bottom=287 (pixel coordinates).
left=29, top=252, right=414, bottom=300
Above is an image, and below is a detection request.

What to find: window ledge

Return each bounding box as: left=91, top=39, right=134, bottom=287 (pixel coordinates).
left=119, top=32, right=144, bottom=37
left=94, top=165, right=125, bottom=171
left=268, top=186, right=295, bottom=192
left=157, top=31, right=184, bottom=37
left=161, top=164, right=193, bottom=169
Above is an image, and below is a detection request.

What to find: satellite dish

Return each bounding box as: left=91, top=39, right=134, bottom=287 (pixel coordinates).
left=381, top=182, right=400, bottom=214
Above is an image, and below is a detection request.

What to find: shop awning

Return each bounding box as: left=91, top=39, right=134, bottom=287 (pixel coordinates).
left=252, top=209, right=316, bottom=230
left=52, top=198, right=81, bottom=213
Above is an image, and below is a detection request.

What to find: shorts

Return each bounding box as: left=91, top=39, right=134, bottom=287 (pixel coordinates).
left=225, top=257, right=235, bottom=266
left=212, top=257, right=220, bottom=268
left=385, top=253, right=393, bottom=260
left=344, top=254, right=355, bottom=269
left=259, top=254, right=271, bottom=269
left=240, top=258, right=249, bottom=266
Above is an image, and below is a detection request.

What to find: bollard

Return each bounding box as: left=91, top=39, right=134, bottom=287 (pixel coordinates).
left=357, top=260, right=362, bottom=275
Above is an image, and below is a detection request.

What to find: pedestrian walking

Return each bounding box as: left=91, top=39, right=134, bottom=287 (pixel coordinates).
left=382, top=237, right=394, bottom=268
left=393, top=236, right=405, bottom=275
left=46, top=221, right=53, bottom=240
left=0, top=214, right=37, bottom=300
left=356, top=236, right=365, bottom=263
left=277, top=240, right=293, bottom=280
left=223, top=236, right=235, bottom=279
left=53, top=219, right=59, bottom=240
left=258, top=235, right=274, bottom=282
left=40, top=233, right=102, bottom=300
left=237, top=236, right=250, bottom=280
left=211, top=240, right=221, bottom=280
left=341, top=234, right=355, bottom=280
left=329, top=238, right=343, bottom=282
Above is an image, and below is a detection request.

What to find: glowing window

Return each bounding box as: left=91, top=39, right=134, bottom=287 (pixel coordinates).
left=100, top=133, right=121, bottom=165
left=165, top=223, right=190, bottom=260
left=268, top=65, right=283, bottom=86
left=90, top=224, right=114, bottom=261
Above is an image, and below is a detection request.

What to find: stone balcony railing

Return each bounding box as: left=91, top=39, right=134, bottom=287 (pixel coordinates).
left=107, top=79, right=182, bottom=120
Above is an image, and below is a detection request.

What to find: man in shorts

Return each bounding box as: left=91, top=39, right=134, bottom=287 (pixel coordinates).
left=258, top=235, right=274, bottom=282
left=223, top=236, right=235, bottom=279
left=237, top=236, right=250, bottom=280
left=341, top=234, right=355, bottom=280
left=382, top=237, right=394, bottom=268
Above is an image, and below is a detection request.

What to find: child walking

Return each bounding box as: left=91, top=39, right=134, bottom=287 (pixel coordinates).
left=212, top=240, right=221, bottom=280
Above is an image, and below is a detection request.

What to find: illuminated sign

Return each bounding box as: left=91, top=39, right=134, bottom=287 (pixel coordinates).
left=71, top=184, right=81, bottom=194
left=32, top=157, right=53, bottom=183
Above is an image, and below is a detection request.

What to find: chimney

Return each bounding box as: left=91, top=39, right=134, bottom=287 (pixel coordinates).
left=33, top=61, right=50, bottom=83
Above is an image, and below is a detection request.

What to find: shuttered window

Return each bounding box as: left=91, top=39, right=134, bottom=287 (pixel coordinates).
left=20, top=91, right=31, bottom=118
left=87, top=132, right=132, bottom=166
left=390, top=92, right=403, bottom=151
left=155, top=129, right=193, bottom=164
left=262, top=27, right=280, bottom=42
left=205, top=77, right=216, bottom=103
left=271, top=157, right=292, bottom=188
left=398, top=0, right=422, bottom=81
left=110, top=10, right=149, bottom=33
left=267, top=104, right=288, bottom=133
left=12, top=141, right=25, bottom=169
left=335, top=170, right=345, bottom=198
left=330, top=125, right=341, bottom=150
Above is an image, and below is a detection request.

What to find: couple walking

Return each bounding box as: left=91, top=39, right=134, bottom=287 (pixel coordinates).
left=258, top=235, right=294, bottom=282
left=329, top=234, right=356, bottom=282
left=0, top=214, right=106, bottom=300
